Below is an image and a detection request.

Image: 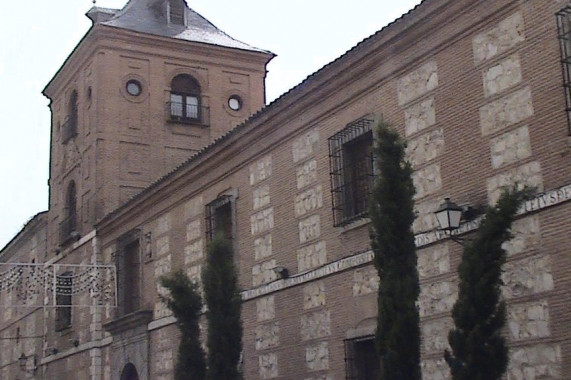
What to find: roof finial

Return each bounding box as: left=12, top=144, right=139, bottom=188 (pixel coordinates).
left=93, top=0, right=97, bottom=4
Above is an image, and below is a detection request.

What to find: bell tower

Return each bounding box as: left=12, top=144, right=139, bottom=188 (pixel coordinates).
left=42, top=0, right=274, bottom=254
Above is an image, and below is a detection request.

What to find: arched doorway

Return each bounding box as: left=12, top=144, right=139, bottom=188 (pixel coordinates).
left=120, top=363, right=140, bottom=380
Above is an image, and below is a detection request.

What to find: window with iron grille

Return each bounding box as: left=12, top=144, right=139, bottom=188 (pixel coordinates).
left=115, top=232, right=141, bottom=317
left=55, top=271, right=73, bottom=331
left=557, top=6, right=571, bottom=136
left=205, top=195, right=234, bottom=241
left=329, top=117, right=375, bottom=226
left=168, top=74, right=203, bottom=124
left=344, top=336, right=380, bottom=380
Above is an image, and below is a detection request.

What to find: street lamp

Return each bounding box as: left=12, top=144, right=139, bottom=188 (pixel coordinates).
left=273, top=266, right=289, bottom=279
left=434, top=198, right=463, bottom=231
left=18, top=353, right=26, bottom=371
left=18, top=353, right=36, bottom=374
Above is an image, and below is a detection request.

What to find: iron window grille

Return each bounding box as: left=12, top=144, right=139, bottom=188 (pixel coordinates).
left=168, top=74, right=209, bottom=126
left=55, top=271, right=73, bottom=331
left=329, top=117, right=375, bottom=227
left=205, top=195, right=234, bottom=241
left=166, top=102, right=210, bottom=126
left=557, top=6, right=571, bottom=136
left=344, top=335, right=380, bottom=380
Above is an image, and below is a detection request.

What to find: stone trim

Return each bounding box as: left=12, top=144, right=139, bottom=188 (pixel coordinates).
left=39, top=336, right=113, bottom=366
left=415, top=183, right=571, bottom=247
left=148, top=316, right=177, bottom=331
left=243, top=251, right=374, bottom=301
left=242, top=183, right=571, bottom=301
left=104, top=309, right=153, bottom=335
left=46, top=229, right=96, bottom=265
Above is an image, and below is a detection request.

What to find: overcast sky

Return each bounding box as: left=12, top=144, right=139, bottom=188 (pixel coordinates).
left=0, top=0, right=422, bottom=249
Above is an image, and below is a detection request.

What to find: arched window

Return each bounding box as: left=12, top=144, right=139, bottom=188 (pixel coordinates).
left=60, top=181, right=78, bottom=244
left=120, top=363, right=140, bottom=380
left=63, top=90, right=78, bottom=143
left=66, top=181, right=77, bottom=230
left=169, top=74, right=201, bottom=122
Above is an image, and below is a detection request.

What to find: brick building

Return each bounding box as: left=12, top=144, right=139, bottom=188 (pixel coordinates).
left=1, top=0, right=570, bottom=379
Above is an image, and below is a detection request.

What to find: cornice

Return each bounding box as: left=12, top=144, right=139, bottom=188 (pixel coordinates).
left=0, top=211, right=48, bottom=259
left=43, top=24, right=274, bottom=100
left=96, top=25, right=275, bottom=65
left=242, top=183, right=571, bottom=301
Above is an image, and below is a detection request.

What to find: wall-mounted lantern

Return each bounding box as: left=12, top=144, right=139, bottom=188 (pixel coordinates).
left=434, top=198, right=463, bottom=231
left=18, top=353, right=27, bottom=371
left=273, top=266, right=289, bottom=279
left=18, top=353, right=36, bottom=374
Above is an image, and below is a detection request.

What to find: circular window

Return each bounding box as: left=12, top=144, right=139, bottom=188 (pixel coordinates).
left=126, top=80, right=142, bottom=96
left=228, top=95, right=242, bottom=111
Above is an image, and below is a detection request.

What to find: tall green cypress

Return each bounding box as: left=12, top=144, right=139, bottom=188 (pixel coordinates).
left=369, top=121, right=421, bottom=380
left=159, top=270, right=205, bottom=380
left=445, top=187, right=532, bottom=380
left=203, top=234, right=243, bottom=380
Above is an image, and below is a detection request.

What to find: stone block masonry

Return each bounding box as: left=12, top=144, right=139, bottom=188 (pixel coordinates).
left=472, top=12, right=525, bottom=63
left=305, top=342, right=329, bottom=371
left=508, top=300, right=550, bottom=341
left=255, top=322, right=280, bottom=350
left=250, top=155, right=272, bottom=186
left=352, top=266, right=379, bottom=297
left=502, top=255, right=554, bottom=299
left=300, top=310, right=331, bottom=341
left=412, top=163, right=442, bottom=200
left=249, top=155, right=280, bottom=378
left=490, top=126, right=532, bottom=169
left=483, top=54, right=522, bottom=97
left=406, top=127, right=445, bottom=168
left=254, top=234, right=273, bottom=261
left=397, top=61, right=438, bottom=106
left=422, top=318, right=453, bottom=353
left=183, top=196, right=204, bottom=287
left=303, top=281, right=326, bottom=309
left=154, top=254, right=172, bottom=319
left=259, top=353, right=278, bottom=379
left=293, top=129, right=319, bottom=163
left=405, top=96, right=436, bottom=137
left=480, top=87, right=534, bottom=136
left=256, top=296, right=275, bottom=321
left=296, top=159, right=318, bottom=190
left=291, top=128, right=332, bottom=378
left=487, top=161, right=543, bottom=204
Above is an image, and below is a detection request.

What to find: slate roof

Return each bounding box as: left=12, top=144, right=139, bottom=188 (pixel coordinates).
left=88, top=0, right=270, bottom=53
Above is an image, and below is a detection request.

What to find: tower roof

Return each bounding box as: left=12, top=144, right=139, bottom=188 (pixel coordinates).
left=87, top=0, right=270, bottom=53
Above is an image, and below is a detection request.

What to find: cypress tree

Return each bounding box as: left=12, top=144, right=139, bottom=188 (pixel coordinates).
left=369, top=121, right=421, bottom=380
left=203, top=234, right=243, bottom=380
left=445, top=187, right=533, bottom=380
left=159, top=270, right=206, bottom=380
